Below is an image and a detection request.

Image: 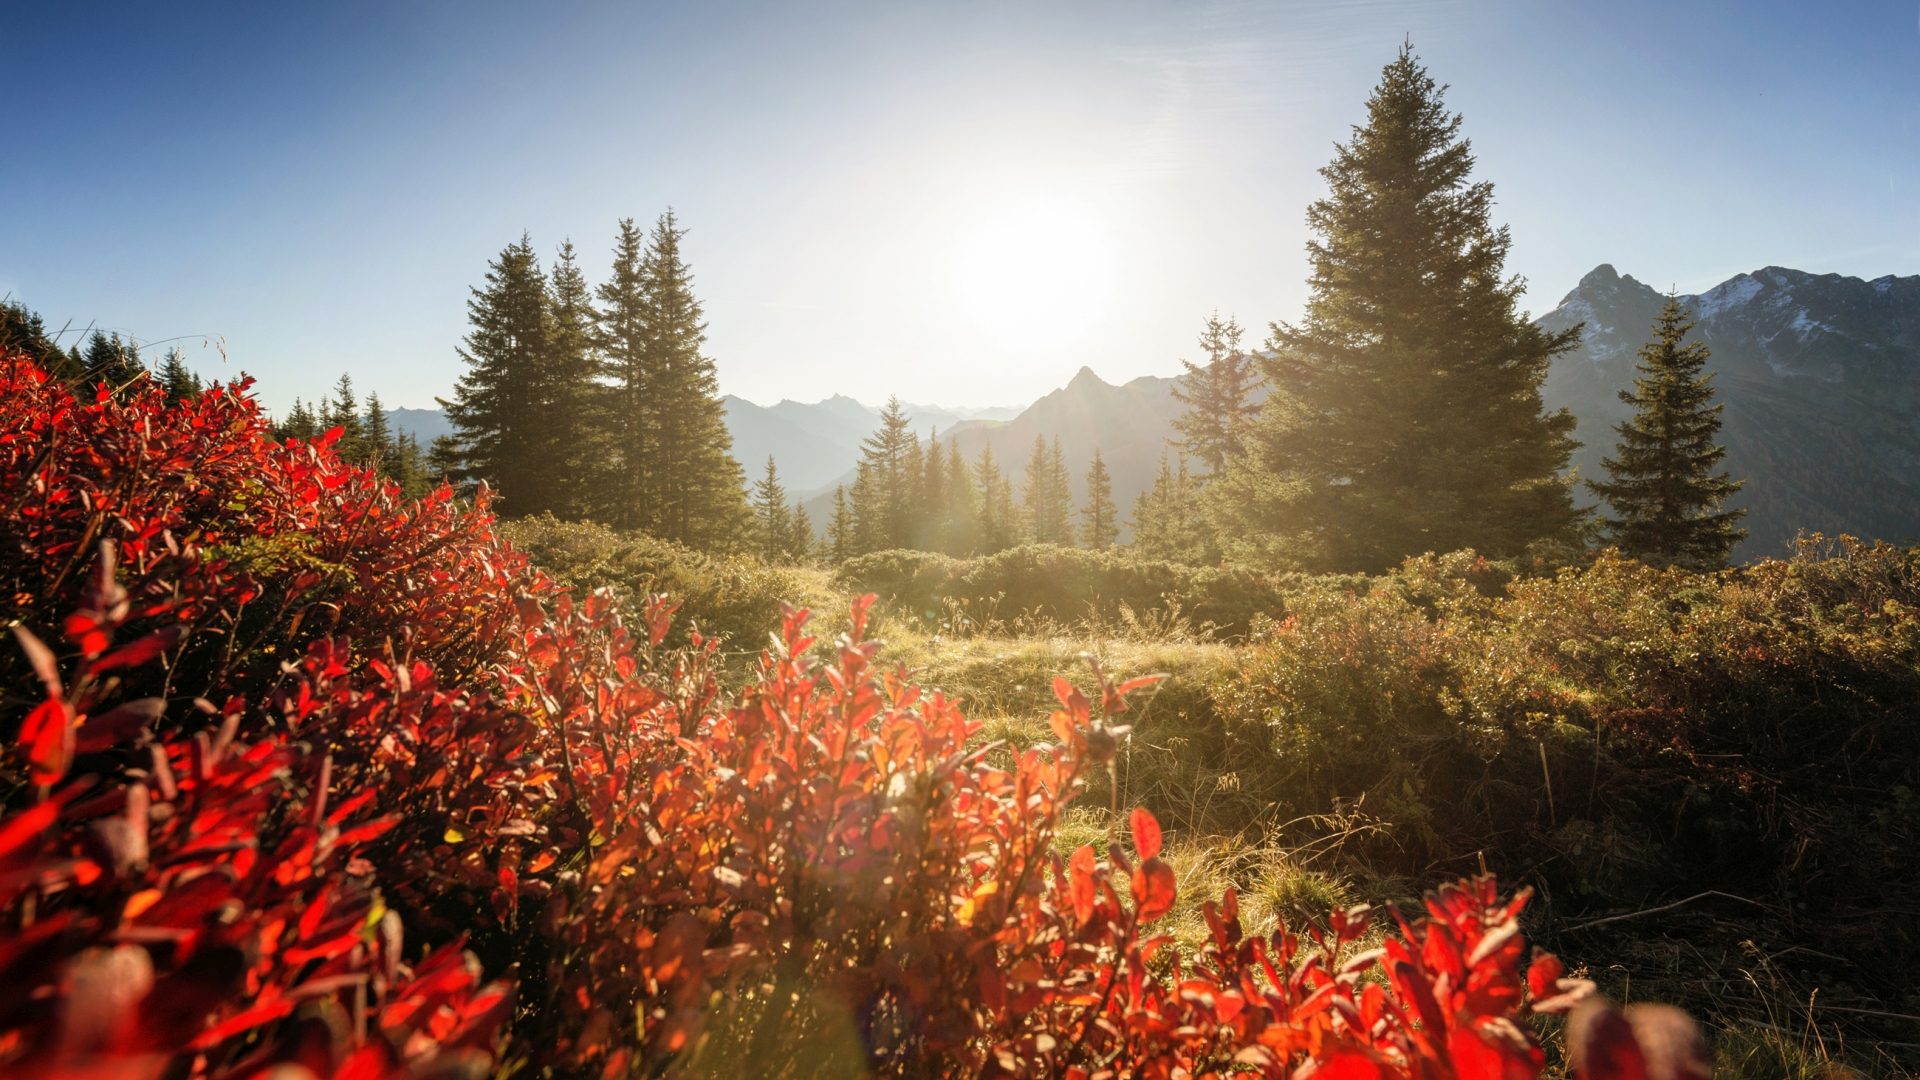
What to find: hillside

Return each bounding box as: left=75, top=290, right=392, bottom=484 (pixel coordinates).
left=1539, top=264, right=1920, bottom=558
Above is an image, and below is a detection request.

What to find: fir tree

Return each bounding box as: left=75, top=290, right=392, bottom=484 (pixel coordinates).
left=1, top=301, right=79, bottom=379
left=1081, top=449, right=1118, bottom=549
left=82, top=332, right=143, bottom=389
left=851, top=398, right=919, bottom=552
left=323, top=374, right=365, bottom=463
left=545, top=240, right=604, bottom=519
left=943, top=437, right=979, bottom=555
left=1023, top=436, right=1074, bottom=545
left=438, top=234, right=552, bottom=515
left=1132, top=455, right=1217, bottom=565
left=279, top=398, right=320, bottom=442
left=361, top=392, right=393, bottom=469
left=786, top=502, right=816, bottom=562
left=596, top=218, right=651, bottom=529
left=636, top=211, right=748, bottom=548
left=157, top=348, right=196, bottom=402
left=1588, top=297, right=1746, bottom=568
left=1171, top=313, right=1260, bottom=475
left=976, top=446, right=1020, bottom=552
left=751, top=457, right=788, bottom=560
left=1214, top=46, right=1581, bottom=572
left=827, top=486, right=854, bottom=564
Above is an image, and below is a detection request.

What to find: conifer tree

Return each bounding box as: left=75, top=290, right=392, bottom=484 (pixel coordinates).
left=1171, top=313, right=1260, bottom=474
left=545, top=240, right=604, bottom=519
left=976, top=446, right=1020, bottom=552
left=0, top=300, right=74, bottom=377
left=1082, top=449, right=1118, bottom=549
left=851, top=399, right=919, bottom=552
left=438, top=234, right=552, bottom=514
left=920, top=436, right=948, bottom=551
left=751, top=456, right=794, bottom=563
left=786, top=502, right=816, bottom=562
left=827, top=486, right=854, bottom=564
left=942, top=436, right=979, bottom=555
left=635, top=211, right=748, bottom=548
left=158, top=348, right=196, bottom=402
left=1588, top=298, right=1746, bottom=568
left=82, top=332, right=143, bottom=389
left=324, top=374, right=365, bottom=463
left=279, top=398, right=319, bottom=442
left=1023, top=436, right=1074, bottom=545
left=361, top=392, right=392, bottom=469
left=1214, top=46, right=1581, bottom=572
left=1132, top=455, right=1217, bottom=565
left=596, top=218, right=651, bottom=529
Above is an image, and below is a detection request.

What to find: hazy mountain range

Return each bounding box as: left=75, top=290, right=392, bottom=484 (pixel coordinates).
left=391, top=264, right=1920, bottom=558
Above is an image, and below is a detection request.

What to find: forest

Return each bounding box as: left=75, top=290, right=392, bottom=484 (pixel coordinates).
left=2, top=43, right=1913, bottom=1080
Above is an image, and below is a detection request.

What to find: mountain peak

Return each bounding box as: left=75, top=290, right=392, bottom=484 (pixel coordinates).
left=1067, top=365, right=1109, bottom=391
left=1580, top=263, right=1621, bottom=286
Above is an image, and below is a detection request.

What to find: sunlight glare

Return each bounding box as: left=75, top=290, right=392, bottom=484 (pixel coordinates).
left=946, top=187, right=1118, bottom=356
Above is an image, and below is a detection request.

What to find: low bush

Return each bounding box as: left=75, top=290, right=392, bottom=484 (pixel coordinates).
left=498, top=514, right=832, bottom=650
left=1211, top=544, right=1920, bottom=1063
left=838, top=543, right=1290, bottom=638
left=0, top=354, right=1705, bottom=1077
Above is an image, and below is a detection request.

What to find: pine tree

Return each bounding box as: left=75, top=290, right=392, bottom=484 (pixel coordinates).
left=751, top=457, right=792, bottom=562
left=158, top=348, right=196, bottom=403
left=1132, top=455, right=1217, bottom=565
left=361, top=392, right=393, bottom=470
left=1081, top=449, right=1118, bottom=549
left=827, top=486, right=854, bottom=564
left=976, top=446, right=1020, bottom=552
left=82, top=332, right=143, bottom=389
left=851, top=399, right=919, bottom=552
left=786, top=502, right=816, bottom=562
left=1023, top=436, right=1074, bottom=545
left=545, top=240, right=604, bottom=519
left=596, top=218, right=651, bottom=529
left=943, top=437, right=979, bottom=555
left=324, top=374, right=365, bottom=463
left=919, top=436, right=948, bottom=551
left=636, top=211, right=748, bottom=548
left=0, top=299, right=73, bottom=377
left=1171, top=313, right=1260, bottom=475
left=1587, top=297, right=1746, bottom=568
left=279, top=398, right=320, bottom=442
left=438, top=234, right=552, bottom=515
left=1214, top=46, right=1581, bottom=572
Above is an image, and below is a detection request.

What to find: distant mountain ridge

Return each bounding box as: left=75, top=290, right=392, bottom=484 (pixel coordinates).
left=388, top=263, right=1920, bottom=560
left=1539, top=263, right=1920, bottom=559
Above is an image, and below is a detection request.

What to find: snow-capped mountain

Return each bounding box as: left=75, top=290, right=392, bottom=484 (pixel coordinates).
left=1539, top=264, right=1920, bottom=558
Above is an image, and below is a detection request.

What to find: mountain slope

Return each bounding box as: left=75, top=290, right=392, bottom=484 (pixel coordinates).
left=1540, top=264, right=1920, bottom=558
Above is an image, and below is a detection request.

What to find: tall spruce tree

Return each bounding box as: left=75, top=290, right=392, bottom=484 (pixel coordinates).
left=1588, top=297, right=1746, bottom=568
left=438, top=234, right=552, bottom=514
left=827, top=486, right=854, bottom=564
left=361, top=392, right=392, bottom=469
left=751, top=456, right=795, bottom=562
left=1081, top=449, right=1118, bottom=549
left=636, top=211, right=748, bottom=548
left=545, top=240, right=604, bottom=519
left=851, top=399, right=919, bottom=552
left=0, top=299, right=75, bottom=377
left=1171, top=313, right=1260, bottom=475
left=942, top=436, right=979, bottom=555
left=596, top=218, right=651, bottom=529
left=1214, top=46, right=1581, bottom=572
left=158, top=348, right=196, bottom=402
left=1023, top=436, right=1073, bottom=545
left=975, top=446, right=1019, bottom=553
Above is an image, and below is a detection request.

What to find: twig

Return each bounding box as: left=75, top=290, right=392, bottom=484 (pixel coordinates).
left=1562, top=890, right=1770, bottom=933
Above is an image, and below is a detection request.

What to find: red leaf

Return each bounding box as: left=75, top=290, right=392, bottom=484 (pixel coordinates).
left=12, top=624, right=61, bottom=697
left=1068, top=844, right=1097, bottom=925
left=1132, top=856, right=1176, bottom=923
left=1129, top=807, right=1163, bottom=861
left=21, top=698, right=73, bottom=785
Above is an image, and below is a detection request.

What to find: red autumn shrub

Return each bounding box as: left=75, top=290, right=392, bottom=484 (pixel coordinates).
left=0, top=355, right=1700, bottom=1077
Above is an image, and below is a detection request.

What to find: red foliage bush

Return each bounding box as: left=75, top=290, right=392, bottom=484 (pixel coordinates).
left=0, top=356, right=1700, bottom=1077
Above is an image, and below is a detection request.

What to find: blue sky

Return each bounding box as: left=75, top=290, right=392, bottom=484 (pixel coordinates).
left=5, top=1, right=1916, bottom=414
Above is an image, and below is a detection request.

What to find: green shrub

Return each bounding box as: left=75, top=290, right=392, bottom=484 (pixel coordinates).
left=837, top=543, right=1289, bottom=638
left=501, top=515, right=833, bottom=650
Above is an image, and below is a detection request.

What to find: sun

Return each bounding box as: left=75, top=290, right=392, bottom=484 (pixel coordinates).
left=946, top=189, right=1119, bottom=356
